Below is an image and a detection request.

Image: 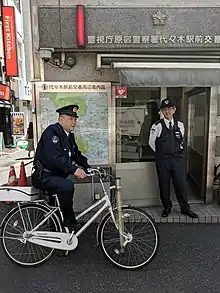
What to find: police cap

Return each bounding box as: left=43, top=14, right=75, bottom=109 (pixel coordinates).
left=160, top=98, right=175, bottom=109
left=56, top=104, right=79, bottom=118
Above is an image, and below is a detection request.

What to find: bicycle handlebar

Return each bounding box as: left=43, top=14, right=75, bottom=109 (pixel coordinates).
left=87, top=167, right=107, bottom=178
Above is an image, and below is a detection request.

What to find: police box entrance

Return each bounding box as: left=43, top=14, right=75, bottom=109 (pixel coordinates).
left=114, top=86, right=210, bottom=207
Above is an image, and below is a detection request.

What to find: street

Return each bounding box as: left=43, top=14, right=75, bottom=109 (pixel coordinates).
left=0, top=222, right=219, bottom=293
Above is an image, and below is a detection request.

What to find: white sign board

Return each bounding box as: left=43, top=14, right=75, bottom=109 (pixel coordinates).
left=116, top=107, right=146, bottom=136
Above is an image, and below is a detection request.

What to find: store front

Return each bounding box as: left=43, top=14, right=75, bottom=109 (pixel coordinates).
left=31, top=5, right=220, bottom=209
left=0, top=84, right=13, bottom=146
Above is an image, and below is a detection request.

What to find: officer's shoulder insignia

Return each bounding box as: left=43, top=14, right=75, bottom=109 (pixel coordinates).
left=151, top=128, right=155, bottom=133
left=52, top=136, right=59, bottom=144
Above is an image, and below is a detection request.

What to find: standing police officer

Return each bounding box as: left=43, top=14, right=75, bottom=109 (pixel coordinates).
left=32, top=104, right=91, bottom=229
left=149, top=98, right=198, bottom=218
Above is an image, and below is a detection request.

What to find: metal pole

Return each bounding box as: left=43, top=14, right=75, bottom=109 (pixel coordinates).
left=115, top=177, right=124, bottom=248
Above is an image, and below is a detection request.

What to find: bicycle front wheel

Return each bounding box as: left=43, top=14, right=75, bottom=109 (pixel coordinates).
left=1, top=203, right=61, bottom=267
left=98, top=207, right=159, bottom=270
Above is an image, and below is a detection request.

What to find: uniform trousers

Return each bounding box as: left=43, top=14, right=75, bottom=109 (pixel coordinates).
left=155, top=155, right=189, bottom=212
left=37, top=174, right=75, bottom=222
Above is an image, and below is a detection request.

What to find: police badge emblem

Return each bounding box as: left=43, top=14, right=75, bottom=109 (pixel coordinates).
left=52, top=136, right=59, bottom=143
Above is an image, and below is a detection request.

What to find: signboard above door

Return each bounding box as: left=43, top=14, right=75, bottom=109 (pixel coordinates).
left=38, top=7, right=220, bottom=50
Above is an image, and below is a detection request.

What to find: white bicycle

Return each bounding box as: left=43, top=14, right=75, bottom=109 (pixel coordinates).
left=0, top=167, right=159, bottom=270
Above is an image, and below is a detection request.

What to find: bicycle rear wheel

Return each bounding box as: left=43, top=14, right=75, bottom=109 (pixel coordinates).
left=98, top=207, right=159, bottom=270
left=1, top=203, right=61, bottom=267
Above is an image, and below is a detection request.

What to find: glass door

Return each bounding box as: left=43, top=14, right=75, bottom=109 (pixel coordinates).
left=115, top=87, right=161, bottom=207
left=186, top=88, right=210, bottom=200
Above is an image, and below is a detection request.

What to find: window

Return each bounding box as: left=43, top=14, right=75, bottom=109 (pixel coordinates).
left=116, top=87, right=161, bottom=163
left=12, top=0, right=21, bottom=12
left=17, top=42, right=23, bottom=79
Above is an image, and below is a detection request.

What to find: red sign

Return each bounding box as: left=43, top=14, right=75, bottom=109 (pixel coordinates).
left=0, top=84, right=10, bottom=101
left=2, top=6, right=18, bottom=77
left=115, top=86, right=127, bottom=98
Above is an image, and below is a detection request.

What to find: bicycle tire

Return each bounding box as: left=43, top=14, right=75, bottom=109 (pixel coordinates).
left=98, top=206, right=159, bottom=270
left=1, top=202, right=62, bottom=267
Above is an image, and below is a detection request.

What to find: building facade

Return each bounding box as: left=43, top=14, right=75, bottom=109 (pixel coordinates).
left=0, top=0, right=32, bottom=147
left=29, top=0, right=220, bottom=210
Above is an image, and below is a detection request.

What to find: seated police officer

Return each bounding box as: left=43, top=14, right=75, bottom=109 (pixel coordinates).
left=32, top=104, right=91, bottom=229
left=149, top=98, right=198, bottom=219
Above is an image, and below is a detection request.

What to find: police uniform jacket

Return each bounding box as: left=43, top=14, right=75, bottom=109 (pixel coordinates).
left=34, top=122, right=90, bottom=178
left=149, top=118, right=185, bottom=156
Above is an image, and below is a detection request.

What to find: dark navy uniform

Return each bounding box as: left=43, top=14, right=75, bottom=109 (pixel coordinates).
left=149, top=98, right=198, bottom=218
left=32, top=104, right=90, bottom=224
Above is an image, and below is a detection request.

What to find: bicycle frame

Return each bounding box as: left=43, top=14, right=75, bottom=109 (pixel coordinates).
left=24, top=175, right=119, bottom=239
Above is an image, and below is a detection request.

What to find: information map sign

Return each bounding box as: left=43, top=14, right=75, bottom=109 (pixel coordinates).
left=35, top=82, right=112, bottom=166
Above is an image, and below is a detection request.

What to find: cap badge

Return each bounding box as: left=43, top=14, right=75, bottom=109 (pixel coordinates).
left=165, top=100, right=169, bottom=104
left=72, top=107, right=77, bottom=112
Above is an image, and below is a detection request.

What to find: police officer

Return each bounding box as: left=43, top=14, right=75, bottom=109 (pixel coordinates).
left=32, top=104, right=91, bottom=229
left=149, top=98, right=198, bottom=218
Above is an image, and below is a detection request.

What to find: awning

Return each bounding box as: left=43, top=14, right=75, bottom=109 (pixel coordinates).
left=0, top=100, right=11, bottom=108
left=113, top=62, right=220, bottom=87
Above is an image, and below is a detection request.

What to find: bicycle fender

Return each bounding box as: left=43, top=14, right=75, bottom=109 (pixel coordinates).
left=96, top=204, right=130, bottom=246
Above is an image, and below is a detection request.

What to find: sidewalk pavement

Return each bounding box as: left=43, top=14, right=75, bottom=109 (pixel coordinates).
left=1, top=148, right=220, bottom=225
left=0, top=148, right=33, bottom=186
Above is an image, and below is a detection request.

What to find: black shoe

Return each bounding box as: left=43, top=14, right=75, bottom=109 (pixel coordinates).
left=181, top=209, right=198, bottom=219
left=63, top=218, right=81, bottom=232
left=162, top=207, right=171, bottom=217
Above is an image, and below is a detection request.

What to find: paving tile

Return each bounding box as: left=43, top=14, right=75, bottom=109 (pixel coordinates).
left=142, top=204, right=220, bottom=224
left=192, top=218, right=199, bottom=224
left=160, top=217, right=168, bottom=223
left=173, top=216, right=180, bottom=223
left=187, top=217, right=193, bottom=223
left=154, top=217, right=160, bottom=223
left=168, top=216, right=174, bottom=223
left=198, top=216, right=206, bottom=223
left=211, top=216, right=218, bottom=223
left=179, top=216, right=187, bottom=223
left=205, top=216, right=212, bottom=223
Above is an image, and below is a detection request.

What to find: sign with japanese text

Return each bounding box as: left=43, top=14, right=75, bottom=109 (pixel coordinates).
left=2, top=6, right=18, bottom=77
left=115, top=86, right=127, bottom=98
left=39, top=82, right=109, bottom=91
left=87, top=35, right=217, bottom=45
left=84, top=8, right=220, bottom=49
left=38, top=7, right=220, bottom=50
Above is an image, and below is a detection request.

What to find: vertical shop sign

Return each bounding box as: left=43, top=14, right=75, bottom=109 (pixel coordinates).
left=2, top=6, right=18, bottom=77
left=11, top=112, right=24, bottom=135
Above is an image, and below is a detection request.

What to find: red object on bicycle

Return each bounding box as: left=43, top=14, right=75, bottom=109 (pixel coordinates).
left=18, top=161, right=28, bottom=186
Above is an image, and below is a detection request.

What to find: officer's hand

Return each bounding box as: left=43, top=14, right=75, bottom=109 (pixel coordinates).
left=74, top=168, right=87, bottom=179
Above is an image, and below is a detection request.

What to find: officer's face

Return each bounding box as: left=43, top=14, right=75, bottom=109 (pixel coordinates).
left=161, top=106, right=176, bottom=120
left=59, top=115, right=77, bottom=132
